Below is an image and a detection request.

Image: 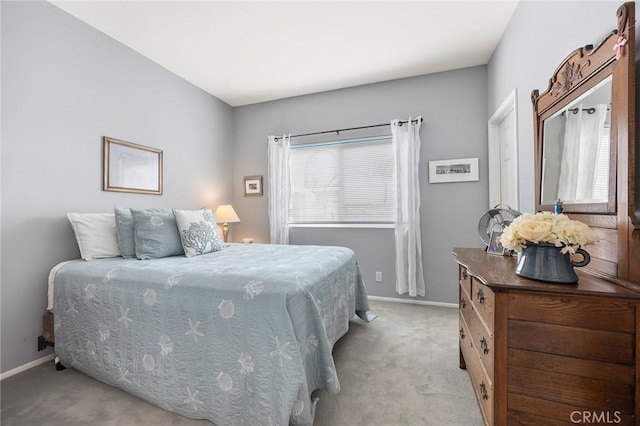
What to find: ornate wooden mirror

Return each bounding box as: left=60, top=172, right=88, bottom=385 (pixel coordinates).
left=538, top=75, right=614, bottom=213
left=532, top=2, right=640, bottom=285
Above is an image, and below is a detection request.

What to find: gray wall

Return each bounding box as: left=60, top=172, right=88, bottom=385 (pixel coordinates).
left=232, top=67, right=489, bottom=304
left=487, top=1, right=637, bottom=213
left=1, top=2, right=234, bottom=373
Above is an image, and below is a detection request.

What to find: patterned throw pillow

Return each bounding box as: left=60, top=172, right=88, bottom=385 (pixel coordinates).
left=173, top=208, right=224, bottom=257
left=130, top=208, right=185, bottom=260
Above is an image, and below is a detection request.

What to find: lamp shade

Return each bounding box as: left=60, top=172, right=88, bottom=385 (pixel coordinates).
left=215, top=205, right=240, bottom=224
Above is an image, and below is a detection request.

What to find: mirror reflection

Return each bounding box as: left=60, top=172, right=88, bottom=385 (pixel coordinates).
left=541, top=75, right=612, bottom=205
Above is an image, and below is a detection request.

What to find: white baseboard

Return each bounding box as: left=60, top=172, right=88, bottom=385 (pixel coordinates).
left=0, top=353, right=55, bottom=381
left=368, top=295, right=457, bottom=309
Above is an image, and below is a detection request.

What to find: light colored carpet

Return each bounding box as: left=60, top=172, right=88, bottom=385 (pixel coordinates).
left=1, top=300, right=483, bottom=425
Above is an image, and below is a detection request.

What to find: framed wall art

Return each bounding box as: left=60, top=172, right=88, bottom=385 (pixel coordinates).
left=244, top=175, right=263, bottom=196
left=428, top=157, right=479, bottom=184
left=103, top=137, right=163, bottom=195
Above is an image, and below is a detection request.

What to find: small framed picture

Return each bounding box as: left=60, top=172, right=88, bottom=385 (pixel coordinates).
left=487, top=229, right=506, bottom=256
left=244, top=175, right=263, bottom=196
left=428, top=157, right=479, bottom=183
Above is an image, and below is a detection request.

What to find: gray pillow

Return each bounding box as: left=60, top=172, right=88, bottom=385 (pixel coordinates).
left=130, top=208, right=184, bottom=260
left=114, top=206, right=135, bottom=258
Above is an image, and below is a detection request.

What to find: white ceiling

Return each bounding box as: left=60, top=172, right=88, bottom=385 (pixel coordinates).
left=51, top=1, right=519, bottom=107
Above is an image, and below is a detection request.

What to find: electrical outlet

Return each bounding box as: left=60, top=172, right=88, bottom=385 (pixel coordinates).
left=37, top=335, right=47, bottom=351
left=375, top=271, right=382, bottom=282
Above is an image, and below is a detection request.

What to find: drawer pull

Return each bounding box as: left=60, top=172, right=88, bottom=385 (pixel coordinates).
left=462, top=270, right=468, bottom=280
left=460, top=297, right=466, bottom=309
left=480, top=337, right=489, bottom=355
left=476, top=288, right=485, bottom=304
left=459, top=328, right=466, bottom=339
left=479, top=382, right=488, bottom=400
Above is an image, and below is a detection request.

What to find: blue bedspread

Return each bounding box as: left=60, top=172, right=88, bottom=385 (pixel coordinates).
left=52, top=243, right=369, bottom=425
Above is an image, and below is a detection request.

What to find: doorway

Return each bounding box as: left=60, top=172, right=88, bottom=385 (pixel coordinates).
left=488, top=89, right=519, bottom=210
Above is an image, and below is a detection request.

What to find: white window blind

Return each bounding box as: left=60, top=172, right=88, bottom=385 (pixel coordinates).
left=289, top=135, right=395, bottom=224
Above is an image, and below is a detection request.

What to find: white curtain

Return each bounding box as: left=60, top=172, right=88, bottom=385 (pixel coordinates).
left=267, top=134, right=291, bottom=244
left=557, top=104, right=607, bottom=202
left=392, top=118, right=425, bottom=297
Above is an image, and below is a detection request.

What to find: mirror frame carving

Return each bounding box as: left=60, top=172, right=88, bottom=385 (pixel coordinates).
left=532, top=2, right=640, bottom=285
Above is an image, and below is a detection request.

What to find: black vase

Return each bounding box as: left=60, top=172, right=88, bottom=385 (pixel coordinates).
left=515, top=243, right=590, bottom=284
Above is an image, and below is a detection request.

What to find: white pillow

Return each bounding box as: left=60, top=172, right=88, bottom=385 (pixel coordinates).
left=67, top=213, right=121, bottom=260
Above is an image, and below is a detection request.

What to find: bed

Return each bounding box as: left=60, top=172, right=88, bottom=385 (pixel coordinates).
left=49, top=243, right=370, bottom=425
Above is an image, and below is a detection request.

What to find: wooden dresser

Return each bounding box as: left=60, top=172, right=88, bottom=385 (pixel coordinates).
left=453, top=247, right=640, bottom=426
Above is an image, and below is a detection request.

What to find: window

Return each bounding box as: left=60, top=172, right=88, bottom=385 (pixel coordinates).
left=289, top=136, right=396, bottom=224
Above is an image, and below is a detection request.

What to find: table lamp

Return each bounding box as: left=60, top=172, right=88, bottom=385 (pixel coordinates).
left=215, top=204, right=240, bottom=242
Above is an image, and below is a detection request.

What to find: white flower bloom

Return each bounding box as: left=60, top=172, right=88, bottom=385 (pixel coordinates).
left=500, top=212, right=598, bottom=254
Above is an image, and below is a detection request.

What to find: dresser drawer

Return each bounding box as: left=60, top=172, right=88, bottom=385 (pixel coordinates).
left=459, top=310, right=474, bottom=356
left=460, top=312, right=494, bottom=425
left=462, top=304, right=494, bottom=379
left=459, top=284, right=472, bottom=318
left=508, top=291, right=636, bottom=333
left=471, top=279, right=494, bottom=333
left=459, top=266, right=472, bottom=298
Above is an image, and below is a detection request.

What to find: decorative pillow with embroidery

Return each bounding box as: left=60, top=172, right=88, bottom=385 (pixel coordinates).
left=173, top=208, right=224, bottom=257
left=130, top=208, right=184, bottom=260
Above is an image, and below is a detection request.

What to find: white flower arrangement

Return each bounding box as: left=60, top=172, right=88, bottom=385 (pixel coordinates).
left=500, top=212, right=598, bottom=254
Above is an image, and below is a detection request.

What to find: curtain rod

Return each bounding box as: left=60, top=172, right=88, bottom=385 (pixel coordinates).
left=273, top=117, right=423, bottom=142
left=562, top=106, right=611, bottom=116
